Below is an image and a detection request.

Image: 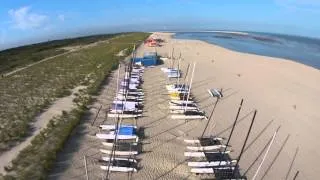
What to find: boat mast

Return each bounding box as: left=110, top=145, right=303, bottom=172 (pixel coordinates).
left=171, top=47, right=174, bottom=69
left=216, top=99, right=243, bottom=167
left=232, top=110, right=257, bottom=177
left=252, top=126, right=280, bottom=180
left=225, top=99, right=243, bottom=148
left=177, top=53, right=181, bottom=85
left=293, top=171, right=299, bottom=180
left=182, top=63, right=190, bottom=102
left=106, top=63, right=121, bottom=178
left=185, top=62, right=196, bottom=112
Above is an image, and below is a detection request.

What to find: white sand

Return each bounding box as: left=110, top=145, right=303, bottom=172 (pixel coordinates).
left=136, top=32, right=320, bottom=179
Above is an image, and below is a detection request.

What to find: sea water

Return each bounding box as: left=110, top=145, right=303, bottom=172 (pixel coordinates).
left=174, top=31, right=320, bottom=69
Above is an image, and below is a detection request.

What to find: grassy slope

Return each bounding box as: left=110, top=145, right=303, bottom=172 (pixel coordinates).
left=1, top=32, right=150, bottom=179
left=0, top=33, right=123, bottom=74
left=0, top=32, right=149, bottom=152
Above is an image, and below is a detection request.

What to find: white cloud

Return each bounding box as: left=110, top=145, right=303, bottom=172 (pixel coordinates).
left=58, top=14, right=65, bottom=21
left=8, top=6, right=48, bottom=30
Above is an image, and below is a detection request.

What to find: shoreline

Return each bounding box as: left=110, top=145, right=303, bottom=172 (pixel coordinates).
left=166, top=32, right=320, bottom=71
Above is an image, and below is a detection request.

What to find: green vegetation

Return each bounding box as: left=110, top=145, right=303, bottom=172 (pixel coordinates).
left=2, top=93, right=89, bottom=180
left=0, top=32, right=150, bottom=153
left=0, top=33, right=124, bottom=73
left=3, top=109, right=85, bottom=179
left=0, top=32, right=150, bottom=179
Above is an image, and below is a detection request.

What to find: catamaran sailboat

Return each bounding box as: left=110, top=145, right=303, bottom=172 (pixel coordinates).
left=96, top=126, right=138, bottom=140
left=171, top=110, right=207, bottom=120
left=186, top=144, right=227, bottom=151
left=170, top=109, right=201, bottom=114
left=184, top=151, right=231, bottom=157
left=100, top=124, right=137, bottom=130
left=99, top=159, right=137, bottom=172
left=190, top=166, right=236, bottom=174
left=101, top=156, right=137, bottom=163
left=187, top=160, right=237, bottom=167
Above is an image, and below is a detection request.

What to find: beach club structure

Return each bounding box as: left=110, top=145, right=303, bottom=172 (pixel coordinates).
left=144, top=37, right=158, bottom=47
left=133, top=52, right=158, bottom=67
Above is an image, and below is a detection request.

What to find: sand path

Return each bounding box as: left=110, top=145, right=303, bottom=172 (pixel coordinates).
left=48, top=65, right=126, bottom=180
left=0, top=86, right=86, bottom=174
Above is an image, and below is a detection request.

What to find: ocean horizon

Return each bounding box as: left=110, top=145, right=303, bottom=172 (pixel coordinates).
left=173, top=31, right=320, bottom=70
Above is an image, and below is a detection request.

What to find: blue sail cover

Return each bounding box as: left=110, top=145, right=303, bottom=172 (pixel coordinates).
left=112, top=103, right=123, bottom=110
left=118, top=127, right=136, bottom=135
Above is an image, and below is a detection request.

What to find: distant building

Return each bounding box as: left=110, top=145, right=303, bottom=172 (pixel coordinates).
left=144, top=38, right=158, bottom=47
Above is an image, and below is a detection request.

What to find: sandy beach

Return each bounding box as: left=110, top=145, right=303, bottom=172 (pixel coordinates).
left=144, top=32, right=320, bottom=179
left=50, top=32, right=320, bottom=180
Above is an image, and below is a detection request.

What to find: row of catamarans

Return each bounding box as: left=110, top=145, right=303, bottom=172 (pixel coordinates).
left=163, top=64, right=207, bottom=120
left=163, top=64, right=245, bottom=179
left=183, top=137, right=241, bottom=178
left=95, top=65, right=145, bottom=173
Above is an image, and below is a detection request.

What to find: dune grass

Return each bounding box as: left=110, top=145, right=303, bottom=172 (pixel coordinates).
left=0, top=33, right=125, bottom=74
left=0, top=32, right=150, bottom=152
left=0, top=32, right=150, bottom=179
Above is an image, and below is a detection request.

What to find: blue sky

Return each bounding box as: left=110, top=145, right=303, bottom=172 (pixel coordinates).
left=1, top=0, right=320, bottom=49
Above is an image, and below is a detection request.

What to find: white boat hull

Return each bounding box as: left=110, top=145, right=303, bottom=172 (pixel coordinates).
left=119, top=92, right=144, bottom=96
left=190, top=167, right=235, bottom=174
left=184, top=138, right=224, bottom=144
left=116, top=97, right=144, bottom=101
left=184, top=151, right=230, bottom=157
left=102, top=142, right=138, bottom=147
left=170, top=100, right=194, bottom=104
left=107, top=113, right=142, bottom=118
left=99, top=124, right=137, bottom=130
left=169, top=106, right=198, bottom=110
left=187, top=160, right=237, bottom=167
left=101, top=157, right=137, bottom=163
left=96, top=134, right=137, bottom=140
left=170, top=110, right=188, bottom=114
left=170, top=109, right=201, bottom=114
left=100, top=149, right=138, bottom=156
left=207, top=89, right=223, bottom=98
left=115, top=94, right=144, bottom=98
left=109, top=109, right=142, bottom=114
left=171, top=115, right=205, bottom=120
left=186, top=145, right=226, bottom=151
left=113, top=100, right=140, bottom=105
left=100, top=166, right=137, bottom=172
